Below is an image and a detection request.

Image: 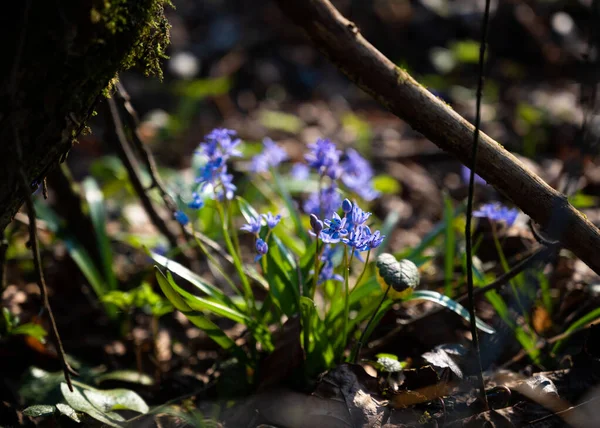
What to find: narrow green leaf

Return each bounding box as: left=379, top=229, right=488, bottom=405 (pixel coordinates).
left=35, top=201, right=116, bottom=318
left=271, top=170, right=309, bottom=243
left=376, top=210, right=401, bottom=257
left=265, top=240, right=298, bottom=317
left=552, top=308, right=600, bottom=354
left=150, top=252, right=235, bottom=308
left=11, top=323, right=47, bottom=341
left=236, top=196, right=260, bottom=225
left=82, top=177, right=117, bottom=291
left=443, top=193, right=456, bottom=297
left=23, top=405, right=56, bottom=418
left=155, top=268, right=246, bottom=359
left=96, top=371, right=154, bottom=386
left=406, top=290, right=495, bottom=334
left=165, top=272, right=249, bottom=326
left=56, top=403, right=82, bottom=423
left=60, top=382, right=125, bottom=427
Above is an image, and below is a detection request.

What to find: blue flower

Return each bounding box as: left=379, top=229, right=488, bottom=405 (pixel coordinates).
left=263, top=212, right=281, bottom=229
left=251, top=138, right=288, bottom=173
left=305, top=138, right=341, bottom=179
left=218, top=169, right=236, bottom=200
left=290, top=163, right=309, bottom=180
left=346, top=203, right=371, bottom=231
left=201, top=128, right=242, bottom=160
left=341, top=149, right=380, bottom=201
left=303, top=185, right=342, bottom=219
left=319, top=212, right=348, bottom=244
left=342, top=199, right=352, bottom=213
left=174, top=210, right=189, bottom=226
left=317, top=245, right=343, bottom=284
left=473, top=203, right=518, bottom=226
left=309, top=213, right=323, bottom=235
left=255, top=238, right=269, bottom=262
left=241, top=216, right=262, bottom=235
left=188, top=192, right=204, bottom=209
left=461, top=165, right=486, bottom=186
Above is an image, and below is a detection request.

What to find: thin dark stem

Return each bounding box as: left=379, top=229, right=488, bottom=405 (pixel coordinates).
left=113, top=84, right=205, bottom=263
left=105, top=98, right=192, bottom=266
left=0, top=233, right=8, bottom=292
left=464, top=0, right=492, bottom=409
left=15, top=131, right=78, bottom=391
left=352, top=284, right=391, bottom=363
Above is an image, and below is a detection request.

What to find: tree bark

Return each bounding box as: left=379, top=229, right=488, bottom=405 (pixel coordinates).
left=0, top=0, right=169, bottom=233
left=273, top=0, right=600, bottom=275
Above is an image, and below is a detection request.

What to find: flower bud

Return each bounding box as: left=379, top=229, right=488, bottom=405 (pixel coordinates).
left=310, top=213, right=323, bottom=234
left=342, top=199, right=353, bottom=213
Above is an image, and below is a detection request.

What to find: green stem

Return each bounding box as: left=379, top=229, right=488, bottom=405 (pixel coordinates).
left=350, top=249, right=371, bottom=296
left=351, top=284, right=391, bottom=363
left=311, top=240, right=320, bottom=298
left=490, top=221, right=530, bottom=326
left=190, top=223, right=242, bottom=298
left=341, top=246, right=350, bottom=362
left=216, top=201, right=255, bottom=313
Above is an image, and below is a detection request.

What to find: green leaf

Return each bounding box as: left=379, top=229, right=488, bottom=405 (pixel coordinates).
left=150, top=252, right=235, bottom=308
left=155, top=268, right=246, bottom=360
left=35, top=201, right=116, bottom=318
left=443, top=193, right=456, bottom=297
left=406, top=290, right=495, bottom=334
left=56, top=403, right=82, bottom=422
left=236, top=196, right=261, bottom=225
left=165, top=272, right=250, bottom=326
left=259, top=110, right=304, bottom=134
left=271, top=170, right=309, bottom=243
left=23, top=405, right=56, bottom=418
left=174, top=77, right=231, bottom=100
left=376, top=210, right=401, bottom=256
left=372, top=175, right=401, bottom=194
left=82, top=177, right=117, bottom=291
left=96, top=371, right=154, bottom=386
left=61, top=381, right=148, bottom=427
left=60, top=384, right=124, bottom=427
left=552, top=308, right=600, bottom=354
left=11, top=323, right=47, bottom=341
left=264, top=238, right=299, bottom=317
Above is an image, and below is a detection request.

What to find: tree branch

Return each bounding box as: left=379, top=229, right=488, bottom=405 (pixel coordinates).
left=272, top=0, right=600, bottom=275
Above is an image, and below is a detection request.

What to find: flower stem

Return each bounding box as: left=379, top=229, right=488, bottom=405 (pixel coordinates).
left=311, top=240, right=320, bottom=298
left=341, top=246, right=350, bottom=362
left=216, top=201, right=256, bottom=313
left=352, top=249, right=371, bottom=293
left=190, top=223, right=243, bottom=299
left=351, top=284, right=391, bottom=363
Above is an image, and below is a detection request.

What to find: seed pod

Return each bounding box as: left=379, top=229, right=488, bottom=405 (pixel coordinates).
left=376, top=253, right=420, bottom=294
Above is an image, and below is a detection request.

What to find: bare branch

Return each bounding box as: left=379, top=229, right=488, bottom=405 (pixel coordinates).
left=272, top=0, right=600, bottom=275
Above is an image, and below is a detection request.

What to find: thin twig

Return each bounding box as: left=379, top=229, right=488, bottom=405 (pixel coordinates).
left=272, top=0, right=600, bottom=275
left=113, top=83, right=204, bottom=263
left=464, top=0, right=493, bottom=408
left=0, top=232, right=8, bottom=292
left=104, top=98, right=192, bottom=266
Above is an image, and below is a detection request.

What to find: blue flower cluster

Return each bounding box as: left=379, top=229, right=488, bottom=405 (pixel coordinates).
left=301, top=138, right=379, bottom=218
left=308, top=199, right=384, bottom=283
left=241, top=211, right=282, bottom=261
left=311, top=199, right=384, bottom=255
left=251, top=137, right=289, bottom=174
left=195, top=128, right=241, bottom=201
left=473, top=203, right=519, bottom=226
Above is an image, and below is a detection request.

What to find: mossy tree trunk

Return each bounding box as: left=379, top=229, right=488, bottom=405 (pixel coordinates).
left=0, top=0, right=170, bottom=234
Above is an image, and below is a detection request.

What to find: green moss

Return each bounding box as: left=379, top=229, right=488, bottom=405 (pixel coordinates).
left=92, top=0, right=172, bottom=80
